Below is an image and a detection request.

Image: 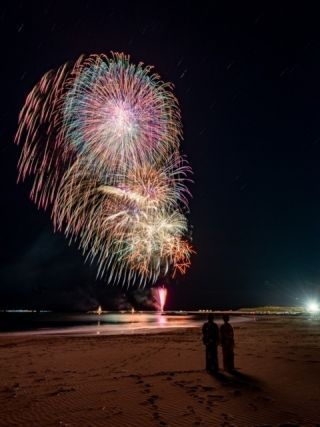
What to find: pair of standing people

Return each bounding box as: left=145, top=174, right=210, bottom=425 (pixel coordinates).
left=202, top=314, right=234, bottom=373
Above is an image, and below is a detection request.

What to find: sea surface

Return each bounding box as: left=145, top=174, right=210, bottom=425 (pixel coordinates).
left=0, top=311, right=251, bottom=336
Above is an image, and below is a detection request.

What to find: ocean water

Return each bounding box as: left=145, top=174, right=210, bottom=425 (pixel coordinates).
left=0, top=311, right=251, bottom=336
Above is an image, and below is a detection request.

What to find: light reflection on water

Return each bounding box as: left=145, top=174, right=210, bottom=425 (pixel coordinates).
left=0, top=312, right=251, bottom=337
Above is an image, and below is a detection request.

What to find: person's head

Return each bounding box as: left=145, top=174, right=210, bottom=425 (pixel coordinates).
left=208, top=313, right=214, bottom=322
left=223, top=314, right=229, bottom=323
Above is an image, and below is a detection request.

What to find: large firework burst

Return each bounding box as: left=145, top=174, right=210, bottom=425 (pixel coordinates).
left=15, top=52, right=193, bottom=287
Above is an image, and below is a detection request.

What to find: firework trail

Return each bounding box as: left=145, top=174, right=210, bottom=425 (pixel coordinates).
left=15, top=52, right=193, bottom=287
left=154, top=286, right=168, bottom=312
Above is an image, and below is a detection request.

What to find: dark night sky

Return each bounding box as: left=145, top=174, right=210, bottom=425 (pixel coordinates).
left=1, top=2, right=320, bottom=310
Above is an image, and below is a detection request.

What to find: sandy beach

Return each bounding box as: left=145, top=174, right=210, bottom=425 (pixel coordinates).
left=0, top=316, right=319, bottom=426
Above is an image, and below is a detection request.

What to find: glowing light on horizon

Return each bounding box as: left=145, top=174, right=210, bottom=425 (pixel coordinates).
left=306, top=301, right=319, bottom=313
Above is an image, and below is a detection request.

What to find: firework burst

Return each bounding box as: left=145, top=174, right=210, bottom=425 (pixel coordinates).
left=15, top=52, right=193, bottom=287
left=63, top=53, right=181, bottom=176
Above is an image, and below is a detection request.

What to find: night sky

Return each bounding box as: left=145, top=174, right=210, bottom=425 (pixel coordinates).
left=1, top=2, right=320, bottom=310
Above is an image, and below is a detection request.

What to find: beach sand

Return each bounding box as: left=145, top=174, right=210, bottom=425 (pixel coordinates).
left=0, top=316, right=319, bottom=426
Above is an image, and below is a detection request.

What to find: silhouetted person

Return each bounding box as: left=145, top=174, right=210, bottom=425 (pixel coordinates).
left=220, top=314, right=235, bottom=372
left=202, top=314, right=220, bottom=373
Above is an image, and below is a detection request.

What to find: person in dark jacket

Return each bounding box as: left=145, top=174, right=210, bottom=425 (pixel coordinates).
left=202, top=314, right=220, bottom=373
left=220, top=314, right=235, bottom=372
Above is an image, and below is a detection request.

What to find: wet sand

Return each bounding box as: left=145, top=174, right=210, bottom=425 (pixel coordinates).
left=0, top=316, right=319, bottom=426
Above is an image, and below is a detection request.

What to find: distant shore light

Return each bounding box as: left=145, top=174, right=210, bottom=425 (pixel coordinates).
left=306, top=301, right=319, bottom=314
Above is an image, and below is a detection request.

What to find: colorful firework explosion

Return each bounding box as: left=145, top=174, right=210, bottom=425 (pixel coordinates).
left=15, top=52, right=193, bottom=287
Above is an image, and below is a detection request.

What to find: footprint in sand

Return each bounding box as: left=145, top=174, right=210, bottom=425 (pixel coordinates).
left=208, top=394, right=226, bottom=402
left=147, top=394, right=159, bottom=405
left=202, top=385, right=216, bottom=392
left=248, top=402, right=258, bottom=411
left=187, top=405, right=195, bottom=414
left=49, top=386, right=75, bottom=396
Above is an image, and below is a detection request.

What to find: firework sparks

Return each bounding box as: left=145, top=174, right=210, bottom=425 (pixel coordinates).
left=15, top=52, right=193, bottom=287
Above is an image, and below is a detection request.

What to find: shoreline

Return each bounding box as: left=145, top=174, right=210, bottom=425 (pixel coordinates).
left=0, top=313, right=253, bottom=337
left=1, top=316, right=319, bottom=426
